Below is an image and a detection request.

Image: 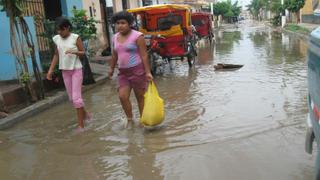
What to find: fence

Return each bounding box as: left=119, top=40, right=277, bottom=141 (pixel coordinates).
left=22, top=0, right=51, bottom=62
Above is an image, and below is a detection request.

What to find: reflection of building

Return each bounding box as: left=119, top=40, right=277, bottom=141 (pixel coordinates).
left=301, top=0, right=320, bottom=24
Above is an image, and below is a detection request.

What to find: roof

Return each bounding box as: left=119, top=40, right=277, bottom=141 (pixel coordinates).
left=127, top=4, right=191, bottom=13
left=192, top=12, right=212, bottom=16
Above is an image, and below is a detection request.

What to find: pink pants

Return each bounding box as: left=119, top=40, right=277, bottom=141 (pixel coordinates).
left=62, top=69, right=84, bottom=108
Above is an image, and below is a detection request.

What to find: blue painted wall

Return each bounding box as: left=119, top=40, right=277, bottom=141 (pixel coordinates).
left=61, top=0, right=83, bottom=17
left=0, top=12, right=42, bottom=81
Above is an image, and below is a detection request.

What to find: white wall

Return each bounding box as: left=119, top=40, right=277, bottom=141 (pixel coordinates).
left=106, top=0, right=113, bottom=7
left=82, top=0, right=108, bottom=51
left=128, top=0, right=140, bottom=8
left=113, top=0, right=123, bottom=12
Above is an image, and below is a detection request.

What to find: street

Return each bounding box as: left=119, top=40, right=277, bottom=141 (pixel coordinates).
left=0, top=20, right=316, bottom=180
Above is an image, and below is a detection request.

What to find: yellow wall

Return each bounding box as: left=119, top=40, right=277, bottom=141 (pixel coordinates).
left=301, top=0, right=314, bottom=15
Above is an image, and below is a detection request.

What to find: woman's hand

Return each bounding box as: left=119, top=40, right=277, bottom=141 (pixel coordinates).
left=146, top=72, right=153, bottom=82
left=108, top=69, right=114, bottom=79
left=65, top=50, right=77, bottom=54
left=47, top=70, right=53, bottom=80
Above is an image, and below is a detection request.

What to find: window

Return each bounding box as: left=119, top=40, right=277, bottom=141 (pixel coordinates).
left=157, top=15, right=182, bottom=30
left=142, top=0, right=153, bottom=6
left=192, top=19, right=206, bottom=27
left=122, top=0, right=127, bottom=10
left=43, top=0, right=62, bottom=20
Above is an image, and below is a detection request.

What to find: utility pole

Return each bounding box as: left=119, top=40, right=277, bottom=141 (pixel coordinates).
left=281, top=0, right=286, bottom=27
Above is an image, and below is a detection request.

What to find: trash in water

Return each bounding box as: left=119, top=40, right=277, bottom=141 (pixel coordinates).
left=214, top=63, right=244, bottom=71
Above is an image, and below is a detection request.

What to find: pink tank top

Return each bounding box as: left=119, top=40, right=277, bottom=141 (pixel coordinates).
left=113, top=30, right=143, bottom=69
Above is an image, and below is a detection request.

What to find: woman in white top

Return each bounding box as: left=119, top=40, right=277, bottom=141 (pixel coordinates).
left=47, top=17, right=92, bottom=133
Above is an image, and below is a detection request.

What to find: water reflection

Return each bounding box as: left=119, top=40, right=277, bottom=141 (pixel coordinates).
left=196, top=40, right=215, bottom=65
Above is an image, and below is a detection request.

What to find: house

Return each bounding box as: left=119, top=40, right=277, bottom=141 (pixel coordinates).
left=0, top=0, right=98, bottom=80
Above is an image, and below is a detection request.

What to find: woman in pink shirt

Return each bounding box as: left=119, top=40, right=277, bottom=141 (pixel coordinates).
left=109, top=11, right=153, bottom=126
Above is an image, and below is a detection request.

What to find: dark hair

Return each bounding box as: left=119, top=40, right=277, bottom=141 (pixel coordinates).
left=55, top=16, right=72, bottom=30
left=111, top=11, right=134, bottom=25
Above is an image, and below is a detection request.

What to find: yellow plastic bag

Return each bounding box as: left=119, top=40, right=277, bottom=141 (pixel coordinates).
left=140, top=81, right=164, bottom=126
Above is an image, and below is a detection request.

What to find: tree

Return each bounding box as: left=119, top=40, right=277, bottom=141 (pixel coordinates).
left=0, top=0, right=44, bottom=101
left=213, top=1, right=230, bottom=17
left=70, top=9, right=97, bottom=85
left=284, top=0, right=305, bottom=23
left=270, top=0, right=284, bottom=26
left=213, top=0, right=241, bottom=23
left=231, top=1, right=241, bottom=17
left=247, top=0, right=266, bottom=20
left=71, top=9, right=97, bottom=44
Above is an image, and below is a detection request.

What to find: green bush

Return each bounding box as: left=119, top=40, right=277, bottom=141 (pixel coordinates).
left=71, top=9, right=98, bottom=42
left=271, top=14, right=281, bottom=26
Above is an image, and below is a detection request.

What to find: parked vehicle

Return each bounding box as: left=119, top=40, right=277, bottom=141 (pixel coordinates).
left=191, top=12, right=214, bottom=43
left=305, top=27, right=320, bottom=179
left=127, top=4, right=198, bottom=73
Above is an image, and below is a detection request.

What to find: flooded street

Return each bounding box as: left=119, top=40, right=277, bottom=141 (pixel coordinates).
left=0, top=21, right=316, bottom=180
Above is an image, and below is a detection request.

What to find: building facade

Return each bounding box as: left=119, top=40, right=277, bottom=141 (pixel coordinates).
left=0, top=12, right=41, bottom=81
left=0, top=0, right=95, bottom=81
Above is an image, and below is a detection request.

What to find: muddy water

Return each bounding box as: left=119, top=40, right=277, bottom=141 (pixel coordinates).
left=0, top=21, right=316, bottom=180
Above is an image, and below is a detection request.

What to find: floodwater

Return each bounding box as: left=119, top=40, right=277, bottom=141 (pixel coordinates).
left=0, top=21, right=316, bottom=180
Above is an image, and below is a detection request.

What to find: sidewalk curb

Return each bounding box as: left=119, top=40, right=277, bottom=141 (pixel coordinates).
left=264, top=21, right=310, bottom=42
left=0, top=74, right=109, bottom=130
left=281, top=28, right=310, bottom=42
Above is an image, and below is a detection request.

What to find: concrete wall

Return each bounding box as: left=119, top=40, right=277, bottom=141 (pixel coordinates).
left=0, top=12, right=17, bottom=81
left=302, top=14, right=320, bottom=24
left=0, top=12, right=42, bottom=81
left=61, top=0, right=83, bottom=17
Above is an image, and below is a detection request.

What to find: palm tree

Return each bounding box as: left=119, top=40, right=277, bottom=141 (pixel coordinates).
left=0, top=0, right=44, bottom=101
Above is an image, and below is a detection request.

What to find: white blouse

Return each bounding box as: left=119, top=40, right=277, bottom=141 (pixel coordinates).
left=53, top=33, right=83, bottom=70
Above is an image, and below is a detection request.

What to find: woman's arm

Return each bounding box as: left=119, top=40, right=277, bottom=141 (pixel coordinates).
left=108, top=48, right=118, bottom=78
left=47, top=46, right=59, bottom=80
left=137, top=35, right=153, bottom=81
left=65, top=37, right=85, bottom=57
